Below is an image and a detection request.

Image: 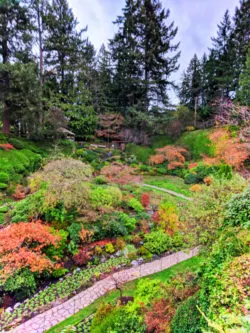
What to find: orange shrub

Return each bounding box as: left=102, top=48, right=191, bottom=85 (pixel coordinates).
left=190, top=184, right=202, bottom=192
left=204, top=176, right=213, bottom=186
left=149, top=145, right=188, bottom=170
left=0, top=221, right=61, bottom=281
left=79, top=227, right=94, bottom=244
left=203, top=128, right=249, bottom=170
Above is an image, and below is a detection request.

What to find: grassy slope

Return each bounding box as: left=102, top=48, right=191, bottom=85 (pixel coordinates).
left=143, top=175, right=191, bottom=197
left=46, top=256, right=202, bottom=333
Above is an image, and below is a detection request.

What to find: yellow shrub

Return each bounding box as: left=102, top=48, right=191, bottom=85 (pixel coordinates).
left=190, top=184, right=202, bottom=192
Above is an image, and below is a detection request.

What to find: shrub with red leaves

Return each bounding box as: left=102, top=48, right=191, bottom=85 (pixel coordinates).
left=145, top=298, right=176, bottom=333
left=0, top=143, right=14, bottom=151
left=12, top=185, right=26, bottom=200
left=141, top=193, right=150, bottom=208
left=73, top=249, right=91, bottom=266
left=101, top=162, right=142, bottom=185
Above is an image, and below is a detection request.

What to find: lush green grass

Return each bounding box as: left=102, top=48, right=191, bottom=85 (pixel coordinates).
left=126, top=143, right=154, bottom=164
left=143, top=175, right=191, bottom=197
left=150, top=135, right=173, bottom=149
left=46, top=256, right=202, bottom=333
left=175, top=129, right=215, bottom=160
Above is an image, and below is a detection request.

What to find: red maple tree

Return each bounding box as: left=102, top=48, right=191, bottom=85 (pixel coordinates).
left=0, top=221, right=61, bottom=281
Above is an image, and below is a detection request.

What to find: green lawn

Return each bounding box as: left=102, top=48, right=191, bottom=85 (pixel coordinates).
left=143, top=175, right=191, bottom=197
left=46, top=255, right=202, bottom=333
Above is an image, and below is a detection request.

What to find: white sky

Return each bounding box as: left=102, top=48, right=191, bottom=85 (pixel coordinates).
left=68, top=0, right=240, bottom=103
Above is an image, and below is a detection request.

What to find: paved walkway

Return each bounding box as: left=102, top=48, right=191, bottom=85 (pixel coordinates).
left=142, top=183, right=193, bottom=201
left=9, top=247, right=199, bottom=333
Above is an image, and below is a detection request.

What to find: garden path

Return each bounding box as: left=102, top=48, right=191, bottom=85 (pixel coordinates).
left=142, top=183, right=193, bottom=201
left=9, top=247, right=199, bottom=333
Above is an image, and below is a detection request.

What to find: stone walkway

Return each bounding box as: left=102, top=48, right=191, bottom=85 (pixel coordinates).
left=142, top=184, right=193, bottom=201
left=9, top=247, right=199, bottom=333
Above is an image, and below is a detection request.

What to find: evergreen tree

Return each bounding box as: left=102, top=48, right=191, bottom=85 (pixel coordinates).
left=139, top=0, right=180, bottom=110
left=210, top=10, right=235, bottom=97
left=110, top=0, right=142, bottom=113
left=231, top=0, right=250, bottom=90
left=44, top=0, right=86, bottom=95
left=236, top=47, right=250, bottom=106
left=94, top=44, right=115, bottom=114
left=0, top=0, right=34, bottom=133
left=110, top=0, right=180, bottom=114
left=179, top=54, right=202, bottom=121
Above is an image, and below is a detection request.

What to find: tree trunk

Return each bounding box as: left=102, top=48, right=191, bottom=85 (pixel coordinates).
left=194, top=96, right=198, bottom=128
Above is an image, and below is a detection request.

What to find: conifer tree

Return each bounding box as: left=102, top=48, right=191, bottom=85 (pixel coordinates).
left=0, top=0, right=34, bottom=133
left=110, top=0, right=180, bottom=114
left=44, top=0, right=86, bottom=95
left=210, top=10, right=235, bottom=97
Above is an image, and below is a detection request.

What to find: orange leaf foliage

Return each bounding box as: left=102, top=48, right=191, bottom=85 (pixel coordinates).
left=149, top=145, right=188, bottom=170
left=0, top=221, right=61, bottom=281
left=203, top=128, right=249, bottom=170
left=149, top=154, right=165, bottom=165
left=79, top=227, right=93, bottom=244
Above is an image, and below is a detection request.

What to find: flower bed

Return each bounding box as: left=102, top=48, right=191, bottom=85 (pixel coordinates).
left=0, top=257, right=130, bottom=331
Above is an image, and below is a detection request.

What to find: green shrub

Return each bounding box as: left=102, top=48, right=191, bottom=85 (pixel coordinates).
left=52, top=268, right=69, bottom=278
left=224, top=188, right=250, bottom=228
left=126, top=143, right=154, bottom=164
left=0, top=172, right=9, bottom=184
left=7, top=138, right=24, bottom=150
left=177, top=130, right=215, bottom=160
left=91, top=186, right=122, bottom=208
left=184, top=173, right=198, bottom=184
left=118, top=212, right=137, bottom=233
left=128, top=197, right=144, bottom=213
left=2, top=269, right=37, bottom=301
left=105, top=243, right=115, bottom=254
left=91, top=305, right=146, bottom=333
left=94, top=175, right=108, bottom=184
left=67, top=223, right=82, bottom=244
left=216, top=164, right=233, bottom=180
left=144, top=231, right=172, bottom=254
left=151, top=135, right=173, bottom=149
left=0, top=183, right=8, bottom=190
left=171, top=295, right=202, bottom=333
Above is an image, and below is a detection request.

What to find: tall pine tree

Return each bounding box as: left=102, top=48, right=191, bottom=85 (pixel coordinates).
left=0, top=0, right=34, bottom=133
left=110, top=0, right=180, bottom=114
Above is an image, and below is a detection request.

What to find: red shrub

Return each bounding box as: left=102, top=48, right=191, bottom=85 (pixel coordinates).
left=145, top=298, right=175, bottom=333
left=141, top=193, right=150, bottom=208
left=0, top=143, right=14, bottom=151
left=73, top=249, right=91, bottom=266
left=188, top=163, right=198, bottom=169
left=101, top=162, right=142, bottom=185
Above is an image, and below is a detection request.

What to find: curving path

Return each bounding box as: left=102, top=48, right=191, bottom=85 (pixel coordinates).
left=8, top=247, right=199, bottom=333
left=142, top=183, right=193, bottom=201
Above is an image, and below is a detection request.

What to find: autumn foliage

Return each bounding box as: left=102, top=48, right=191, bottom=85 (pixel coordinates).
left=145, top=298, right=176, bottom=333
left=141, top=193, right=150, bottom=208
left=0, top=143, right=14, bottom=151
left=96, top=113, right=124, bottom=140
left=0, top=221, right=61, bottom=281
left=149, top=145, right=188, bottom=170
left=101, top=162, right=142, bottom=185
left=203, top=128, right=249, bottom=170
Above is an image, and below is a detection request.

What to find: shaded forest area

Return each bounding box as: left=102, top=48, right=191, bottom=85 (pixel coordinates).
left=0, top=0, right=249, bottom=143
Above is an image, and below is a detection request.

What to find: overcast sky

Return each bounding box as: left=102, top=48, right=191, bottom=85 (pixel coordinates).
left=68, top=0, right=240, bottom=103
